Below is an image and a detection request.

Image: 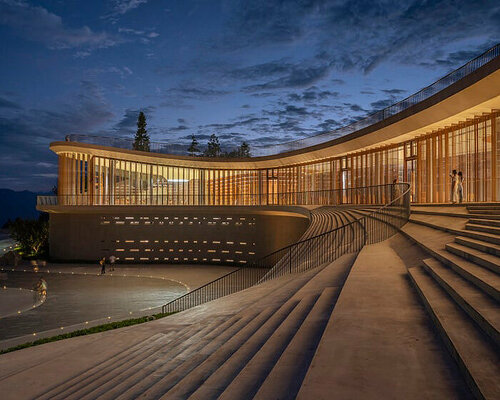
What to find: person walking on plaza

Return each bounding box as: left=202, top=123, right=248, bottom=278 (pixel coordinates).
left=458, top=171, right=465, bottom=203
left=109, top=254, right=116, bottom=271
left=99, top=257, right=106, bottom=275
left=450, top=169, right=458, bottom=203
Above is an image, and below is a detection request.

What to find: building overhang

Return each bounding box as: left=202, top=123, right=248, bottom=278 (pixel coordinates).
left=50, top=55, right=500, bottom=169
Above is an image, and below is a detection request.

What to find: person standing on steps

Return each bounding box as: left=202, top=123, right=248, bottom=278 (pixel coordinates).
left=99, top=257, right=106, bottom=275
left=458, top=171, right=465, bottom=203
left=449, top=169, right=458, bottom=203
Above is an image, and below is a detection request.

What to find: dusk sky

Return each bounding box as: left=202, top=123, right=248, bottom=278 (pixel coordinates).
left=1, top=0, right=499, bottom=191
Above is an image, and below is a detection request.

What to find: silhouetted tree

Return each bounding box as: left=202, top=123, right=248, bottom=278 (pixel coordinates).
left=204, top=134, right=221, bottom=157
left=133, top=111, right=150, bottom=152
left=9, top=216, right=49, bottom=257
left=238, top=142, right=250, bottom=157
left=188, top=135, right=199, bottom=156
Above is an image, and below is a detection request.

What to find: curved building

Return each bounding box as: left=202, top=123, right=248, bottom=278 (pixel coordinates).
left=38, top=45, right=500, bottom=262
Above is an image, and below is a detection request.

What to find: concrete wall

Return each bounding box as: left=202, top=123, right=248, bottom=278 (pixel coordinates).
left=49, top=206, right=310, bottom=265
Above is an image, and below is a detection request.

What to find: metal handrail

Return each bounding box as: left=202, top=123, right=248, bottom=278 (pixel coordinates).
left=161, top=183, right=410, bottom=313
left=65, top=44, right=500, bottom=157
left=37, top=184, right=404, bottom=207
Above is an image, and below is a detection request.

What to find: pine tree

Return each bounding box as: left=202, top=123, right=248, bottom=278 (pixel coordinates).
left=205, top=134, right=221, bottom=157
left=239, top=142, right=250, bottom=157
left=133, top=111, right=150, bottom=152
left=188, top=134, right=199, bottom=156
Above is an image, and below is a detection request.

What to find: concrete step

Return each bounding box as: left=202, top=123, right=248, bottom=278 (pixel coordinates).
left=467, top=205, right=500, bottom=211
left=190, top=294, right=320, bottom=400
left=37, top=332, right=172, bottom=400
left=445, top=242, right=500, bottom=275
left=409, top=217, right=500, bottom=245
left=455, top=236, right=500, bottom=258
left=250, top=286, right=339, bottom=400
left=422, top=258, right=500, bottom=348
left=402, top=223, right=500, bottom=301
left=468, top=209, right=500, bottom=215
left=137, top=301, right=299, bottom=399
left=469, top=219, right=500, bottom=228
left=408, top=266, right=500, bottom=400
left=80, top=317, right=231, bottom=400
left=161, top=298, right=302, bottom=399
left=61, top=325, right=205, bottom=400
left=114, top=310, right=261, bottom=400
left=466, top=223, right=500, bottom=236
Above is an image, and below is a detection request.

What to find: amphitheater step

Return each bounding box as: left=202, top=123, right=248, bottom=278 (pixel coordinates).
left=466, top=223, right=500, bottom=236
left=421, top=258, right=500, bottom=348
left=114, top=309, right=263, bottom=400
left=409, top=217, right=500, bottom=245
left=445, top=242, right=500, bottom=275
left=90, top=315, right=242, bottom=400
left=403, top=223, right=500, bottom=301
left=408, top=266, right=500, bottom=400
left=455, top=236, right=500, bottom=258
left=137, top=300, right=300, bottom=399
left=55, top=322, right=217, bottom=400
left=36, top=332, right=174, bottom=400
left=252, top=286, right=340, bottom=400
left=72, top=321, right=225, bottom=400
left=189, top=293, right=320, bottom=400
left=467, top=205, right=500, bottom=211
left=469, top=218, right=500, bottom=228
left=468, top=209, right=500, bottom=215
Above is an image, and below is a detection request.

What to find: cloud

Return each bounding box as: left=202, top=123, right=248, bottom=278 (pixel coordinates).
left=110, top=0, right=148, bottom=16
left=242, top=64, right=331, bottom=91
left=113, top=106, right=155, bottom=133
left=0, top=81, right=115, bottom=190
left=0, top=0, right=116, bottom=51
left=287, top=86, right=339, bottom=102
left=0, top=96, right=22, bottom=109
left=117, top=27, right=160, bottom=41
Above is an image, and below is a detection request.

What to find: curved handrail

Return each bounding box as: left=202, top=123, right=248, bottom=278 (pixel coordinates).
left=161, top=183, right=410, bottom=313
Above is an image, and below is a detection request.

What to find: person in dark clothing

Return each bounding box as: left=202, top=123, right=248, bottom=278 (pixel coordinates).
left=99, top=257, right=106, bottom=275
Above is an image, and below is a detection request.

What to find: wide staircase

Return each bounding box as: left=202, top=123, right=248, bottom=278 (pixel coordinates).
left=30, top=206, right=385, bottom=400
left=401, top=204, right=500, bottom=400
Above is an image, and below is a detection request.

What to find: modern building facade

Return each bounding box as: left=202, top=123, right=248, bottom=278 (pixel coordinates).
left=38, top=45, right=500, bottom=262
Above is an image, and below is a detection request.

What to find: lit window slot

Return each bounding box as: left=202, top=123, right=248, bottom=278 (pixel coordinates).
left=164, top=240, right=169, bottom=243
left=130, top=249, right=139, bottom=252
left=207, top=250, right=216, bottom=253
left=114, top=217, right=121, bottom=220
left=101, top=221, right=110, bottom=224
left=193, top=240, right=198, bottom=244
left=212, top=258, right=221, bottom=262
left=125, top=257, right=134, bottom=261
left=202, top=258, right=207, bottom=261
left=183, top=240, right=189, bottom=243
left=226, top=217, right=233, bottom=220
left=154, top=240, right=159, bottom=243
left=240, top=217, right=246, bottom=220
left=144, top=221, right=151, bottom=225
left=202, top=240, right=207, bottom=244
left=174, top=217, right=179, bottom=220
left=131, top=221, right=139, bottom=225
left=169, top=249, right=174, bottom=252
left=125, top=240, right=135, bottom=243
left=164, top=257, right=169, bottom=260
left=174, top=240, right=179, bottom=243
left=115, top=221, right=125, bottom=224
left=115, top=249, right=125, bottom=252
left=212, top=241, right=221, bottom=244
left=154, top=217, right=159, bottom=220
left=239, top=260, right=247, bottom=263
left=179, top=249, right=184, bottom=252
left=226, top=259, right=234, bottom=262
left=248, top=252, right=255, bottom=255
left=184, top=217, right=188, bottom=220
left=125, top=217, right=134, bottom=220
left=174, top=257, right=179, bottom=261
left=154, top=257, right=159, bottom=260
left=227, top=241, right=234, bottom=245
left=141, top=217, right=149, bottom=220
left=213, top=217, right=221, bottom=220
left=183, top=258, right=188, bottom=261
left=240, top=242, right=247, bottom=245
left=140, top=257, right=149, bottom=260
left=140, top=240, right=149, bottom=243
left=159, top=249, right=164, bottom=252
left=221, top=250, right=229, bottom=254
left=145, top=249, right=151, bottom=252
left=193, top=258, right=198, bottom=261
left=235, top=251, right=243, bottom=254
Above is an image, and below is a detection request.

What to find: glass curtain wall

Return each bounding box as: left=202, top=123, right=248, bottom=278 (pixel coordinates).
left=58, top=111, right=498, bottom=205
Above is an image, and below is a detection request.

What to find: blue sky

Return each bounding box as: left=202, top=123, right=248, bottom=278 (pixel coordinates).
left=0, top=0, right=499, bottom=190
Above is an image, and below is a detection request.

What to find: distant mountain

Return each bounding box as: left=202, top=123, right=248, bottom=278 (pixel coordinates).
left=0, top=189, right=47, bottom=227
